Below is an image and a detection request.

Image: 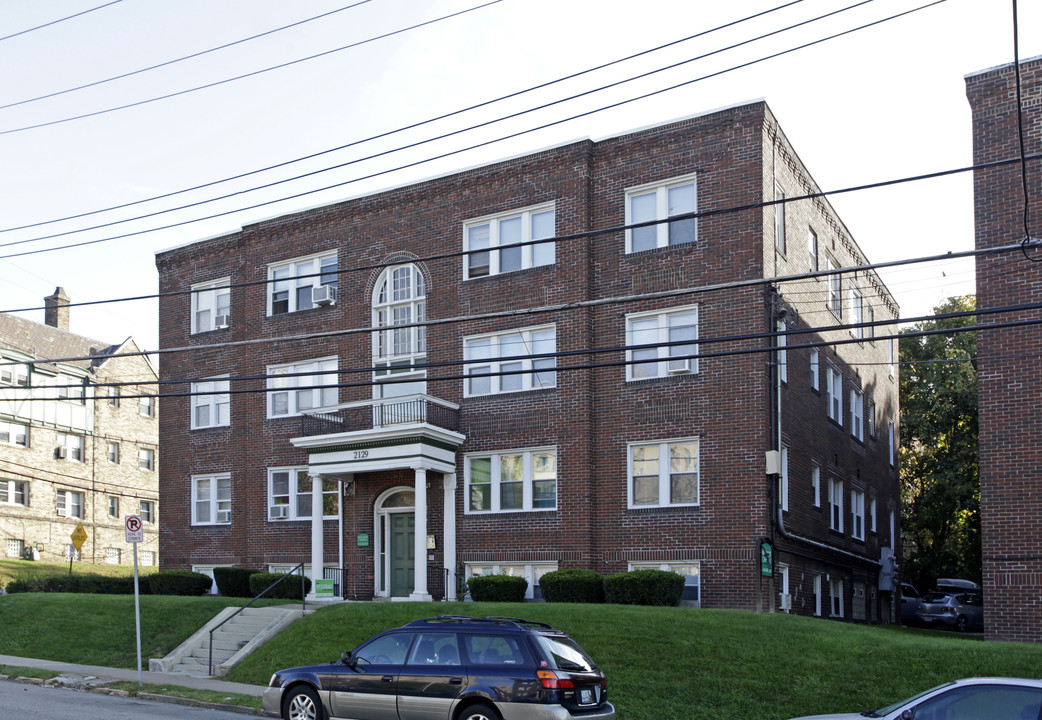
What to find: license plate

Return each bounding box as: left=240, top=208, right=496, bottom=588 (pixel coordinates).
left=580, top=688, right=594, bottom=705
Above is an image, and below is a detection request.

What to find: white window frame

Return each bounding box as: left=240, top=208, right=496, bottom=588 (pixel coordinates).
left=139, top=394, right=155, bottom=418
left=107, top=441, right=119, bottom=464
left=56, top=489, right=84, bottom=519
left=888, top=338, right=896, bottom=379
left=267, top=467, right=339, bottom=521
left=809, top=348, right=819, bottom=391
left=813, top=573, right=823, bottom=616
left=811, top=463, right=821, bottom=508
left=830, top=577, right=844, bottom=618
left=139, top=500, right=155, bottom=524
left=268, top=252, right=337, bottom=316
left=625, top=173, right=698, bottom=253
left=57, top=433, right=84, bottom=462
left=630, top=561, right=701, bottom=608
left=55, top=375, right=86, bottom=404
left=849, top=287, right=864, bottom=339
left=464, top=448, right=557, bottom=514
left=108, top=386, right=120, bottom=407
left=0, top=420, right=28, bottom=447
left=826, top=365, right=843, bottom=424
left=463, top=203, right=555, bottom=279
left=850, top=387, right=864, bottom=441
left=868, top=400, right=876, bottom=438
left=372, top=264, right=427, bottom=397
left=464, top=562, right=558, bottom=600
left=0, top=479, right=28, bottom=506
left=267, top=357, right=337, bottom=418
left=851, top=489, right=865, bottom=541
left=829, top=478, right=844, bottom=532
left=191, top=278, right=231, bottom=333
left=808, top=228, right=818, bottom=272
left=0, top=362, right=28, bottom=387
left=778, top=563, right=790, bottom=612
left=870, top=498, right=877, bottom=533
left=627, top=437, right=700, bottom=509
left=626, top=305, right=699, bottom=381
left=464, top=325, right=556, bottom=397
left=191, top=376, right=231, bottom=429
left=138, top=447, right=155, bottom=471
left=192, top=473, right=231, bottom=526
left=826, top=255, right=842, bottom=317
left=866, top=306, right=875, bottom=341
left=108, top=496, right=119, bottom=518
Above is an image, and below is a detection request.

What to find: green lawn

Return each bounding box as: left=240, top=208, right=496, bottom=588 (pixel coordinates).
left=2, top=589, right=1041, bottom=720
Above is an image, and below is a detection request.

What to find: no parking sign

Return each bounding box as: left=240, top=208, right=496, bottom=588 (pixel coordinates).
left=125, top=515, right=143, bottom=543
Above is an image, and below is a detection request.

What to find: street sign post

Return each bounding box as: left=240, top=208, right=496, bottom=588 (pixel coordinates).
left=125, top=515, right=143, bottom=686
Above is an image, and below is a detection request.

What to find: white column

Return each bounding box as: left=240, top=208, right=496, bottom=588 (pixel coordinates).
left=410, top=467, right=431, bottom=600
left=308, top=473, right=324, bottom=600
left=443, top=473, right=457, bottom=600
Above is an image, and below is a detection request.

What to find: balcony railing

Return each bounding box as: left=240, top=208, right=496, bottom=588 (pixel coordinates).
left=301, top=395, right=460, bottom=437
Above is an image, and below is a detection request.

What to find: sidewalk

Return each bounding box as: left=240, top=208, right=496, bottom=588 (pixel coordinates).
left=0, top=652, right=266, bottom=697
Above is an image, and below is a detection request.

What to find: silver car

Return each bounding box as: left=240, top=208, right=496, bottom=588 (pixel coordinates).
left=789, top=677, right=1042, bottom=720
left=915, top=590, right=984, bottom=632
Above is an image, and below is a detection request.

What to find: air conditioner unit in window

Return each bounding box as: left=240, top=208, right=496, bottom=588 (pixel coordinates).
left=216, top=510, right=231, bottom=524
left=214, top=314, right=230, bottom=329
left=269, top=505, right=289, bottom=519
left=55, top=446, right=67, bottom=459
left=667, top=358, right=692, bottom=374
left=313, top=285, right=336, bottom=306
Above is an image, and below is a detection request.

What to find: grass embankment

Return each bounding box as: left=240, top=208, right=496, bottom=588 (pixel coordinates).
left=0, top=558, right=154, bottom=587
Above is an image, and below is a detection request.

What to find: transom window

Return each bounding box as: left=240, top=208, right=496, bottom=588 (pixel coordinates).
left=56, top=489, right=84, bottom=519
left=373, top=264, right=427, bottom=398
left=0, top=479, right=28, bottom=506
left=465, top=448, right=557, bottom=513
left=626, top=306, right=698, bottom=380
left=268, top=252, right=337, bottom=315
left=464, top=204, right=555, bottom=278
left=192, top=474, right=231, bottom=525
left=628, top=438, right=699, bottom=508
left=191, top=278, right=231, bottom=333
left=0, top=420, right=28, bottom=447
left=464, top=325, right=556, bottom=397
left=626, top=174, right=697, bottom=253
left=267, top=357, right=337, bottom=418
left=267, top=468, right=339, bottom=521
left=192, top=376, right=230, bottom=429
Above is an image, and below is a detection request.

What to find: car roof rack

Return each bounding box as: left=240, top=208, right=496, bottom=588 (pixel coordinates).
left=407, top=615, right=557, bottom=632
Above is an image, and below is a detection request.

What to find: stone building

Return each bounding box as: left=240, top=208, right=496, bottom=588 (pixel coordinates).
left=155, top=100, right=899, bottom=618
left=967, top=55, right=1042, bottom=642
left=0, top=288, right=159, bottom=567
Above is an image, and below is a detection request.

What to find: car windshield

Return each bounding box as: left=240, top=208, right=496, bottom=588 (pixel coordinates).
left=863, top=683, right=956, bottom=717
left=534, top=634, right=597, bottom=672
left=922, top=592, right=952, bottom=603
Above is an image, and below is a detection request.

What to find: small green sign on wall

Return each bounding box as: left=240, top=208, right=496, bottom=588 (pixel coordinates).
left=760, top=539, right=774, bottom=578
left=315, top=578, right=334, bottom=599
left=357, top=532, right=370, bottom=547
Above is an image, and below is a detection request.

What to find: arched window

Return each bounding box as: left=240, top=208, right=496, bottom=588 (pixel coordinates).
left=372, top=264, right=427, bottom=398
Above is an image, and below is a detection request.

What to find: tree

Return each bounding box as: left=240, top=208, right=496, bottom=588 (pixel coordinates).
left=899, top=295, right=980, bottom=592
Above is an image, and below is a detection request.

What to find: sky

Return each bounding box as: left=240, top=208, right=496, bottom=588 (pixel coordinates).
left=0, top=0, right=1039, bottom=354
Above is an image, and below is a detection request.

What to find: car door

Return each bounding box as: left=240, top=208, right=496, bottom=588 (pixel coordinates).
left=397, top=632, right=467, bottom=720
left=328, top=631, right=415, bottom=720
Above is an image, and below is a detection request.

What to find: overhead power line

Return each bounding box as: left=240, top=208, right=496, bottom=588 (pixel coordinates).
left=0, top=1, right=121, bottom=43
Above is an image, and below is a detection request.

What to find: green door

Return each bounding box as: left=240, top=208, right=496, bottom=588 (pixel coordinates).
left=390, top=513, right=415, bottom=597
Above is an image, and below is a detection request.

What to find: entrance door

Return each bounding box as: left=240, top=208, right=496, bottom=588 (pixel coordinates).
left=390, top=513, right=415, bottom=597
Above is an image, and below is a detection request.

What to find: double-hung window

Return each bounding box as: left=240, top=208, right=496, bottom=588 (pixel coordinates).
left=826, top=365, right=843, bottom=423
left=0, top=420, right=28, bottom=447
left=0, top=362, right=28, bottom=387
left=140, top=500, right=155, bottom=524
left=626, top=305, right=698, bottom=380
left=808, top=228, right=818, bottom=272
left=57, top=433, right=84, bottom=461
left=811, top=463, right=821, bottom=507
left=850, top=287, right=864, bottom=338
left=56, top=489, right=84, bottom=519
left=0, top=479, right=27, bottom=506
left=809, top=348, right=820, bottom=390
left=626, top=174, right=697, bottom=252
left=268, top=252, right=337, bottom=315
left=826, top=255, right=842, bottom=317
left=464, top=325, right=556, bottom=397
left=830, top=577, right=844, bottom=617
left=191, top=376, right=230, bottom=429
left=267, top=357, right=337, bottom=418
left=465, top=448, right=557, bottom=513
left=138, top=447, right=155, bottom=471
left=828, top=478, right=843, bottom=532
left=628, top=438, right=699, bottom=508
left=267, top=467, right=339, bottom=520
left=139, top=394, right=156, bottom=417
left=850, top=388, right=864, bottom=441
left=191, top=278, right=231, bottom=333
left=55, top=376, right=85, bottom=404
left=464, top=204, right=555, bottom=278
left=192, top=473, right=231, bottom=525
left=108, top=496, right=119, bottom=518
left=851, top=490, right=865, bottom=540
left=107, top=441, right=119, bottom=463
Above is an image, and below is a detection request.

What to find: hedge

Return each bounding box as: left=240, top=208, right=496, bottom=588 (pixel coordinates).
left=5, top=575, right=139, bottom=594
left=468, top=574, right=528, bottom=602
left=603, top=569, right=684, bottom=606
left=146, top=569, right=213, bottom=596
left=539, top=568, right=605, bottom=603
left=249, top=571, right=311, bottom=600
left=213, top=567, right=259, bottom=598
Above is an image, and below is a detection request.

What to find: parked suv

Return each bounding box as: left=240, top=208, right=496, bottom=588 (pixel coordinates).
left=263, top=615, right=615, bottom=720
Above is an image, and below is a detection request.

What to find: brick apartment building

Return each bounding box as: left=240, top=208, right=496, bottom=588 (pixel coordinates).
left=0, top=288, right=159, bottom=567
left=967, top=55, right=1042, bottom=642
left=155, top=99, right=900, bottom=619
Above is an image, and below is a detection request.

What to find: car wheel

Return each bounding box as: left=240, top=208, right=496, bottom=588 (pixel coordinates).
left=955, top=615, right=968, bottom=632
left=284, top=685, right=324, bottom=720
left=458, top=702, right=502, bottom=720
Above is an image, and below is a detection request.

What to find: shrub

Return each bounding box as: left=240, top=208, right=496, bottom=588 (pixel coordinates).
left=5, top=575, right=139, bottom=594
left=213, top=567, right=259, bottom=598
left=603, top=569, right=684, bottom=606
left=146, top=570, right=213, bottom=596
left=248, top=572, right=311, bottom=600
left=539, top=568, right=605, bottom=603
left=468, top=574, right=528, bottom=602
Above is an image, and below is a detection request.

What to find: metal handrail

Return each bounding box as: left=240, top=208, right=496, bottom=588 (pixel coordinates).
left=208, top=563, right=307, bottom=676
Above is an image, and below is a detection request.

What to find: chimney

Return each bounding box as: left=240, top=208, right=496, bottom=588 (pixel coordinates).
left=44, top=287, right=70, bottom=331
